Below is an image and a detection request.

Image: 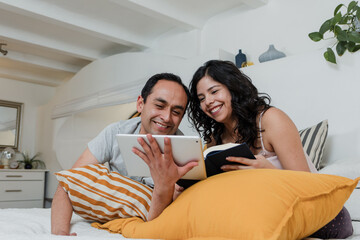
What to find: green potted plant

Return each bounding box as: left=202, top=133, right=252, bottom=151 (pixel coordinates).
left=18, top=152, right=46, bottom=169
left=309, top=1, right=360, bottom=63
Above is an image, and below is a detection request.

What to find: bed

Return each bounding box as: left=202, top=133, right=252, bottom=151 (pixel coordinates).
left=0, top=212, right=359, bottom=240
left=0, top=121, right=359, bottom=240
left=0, top=194, right=359, bottom=240
left=0, top=208, right=133, bottom=240
left=1, top=121, right=360, bottom=239
left=0, top=159, right=359, bottom=240
left=1, top=209, right=359, bottom=240
left=0, top=195, right=359, bottom=240
left=317, top=158, right=360, bottom=240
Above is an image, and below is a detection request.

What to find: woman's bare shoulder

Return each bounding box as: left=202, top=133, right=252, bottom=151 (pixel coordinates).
left=261, top=107, right=296, bottom=130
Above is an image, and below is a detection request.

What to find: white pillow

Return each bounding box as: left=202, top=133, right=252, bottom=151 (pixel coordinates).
left=319, top=158, right=360, bottom=186
left=319, top=158, right=360, bottom=220
left=344, top=188, right=360, bottom=221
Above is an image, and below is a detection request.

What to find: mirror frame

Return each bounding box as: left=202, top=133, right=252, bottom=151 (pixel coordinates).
left=0, top=100, right=23, bottom=151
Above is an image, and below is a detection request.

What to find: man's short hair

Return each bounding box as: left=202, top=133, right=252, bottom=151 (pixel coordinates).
left=141, top=73, right=190, bottom=107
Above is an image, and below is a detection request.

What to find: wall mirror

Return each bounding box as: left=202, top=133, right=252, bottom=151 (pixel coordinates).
left=0, top=100, right=23, bottom=151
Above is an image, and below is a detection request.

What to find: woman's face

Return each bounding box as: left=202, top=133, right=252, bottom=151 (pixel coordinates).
left=196, top=76, right=234, bottom=126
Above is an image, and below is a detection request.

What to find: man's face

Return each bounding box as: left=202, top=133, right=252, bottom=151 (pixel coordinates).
left=137, top=80, right=188, bottom=135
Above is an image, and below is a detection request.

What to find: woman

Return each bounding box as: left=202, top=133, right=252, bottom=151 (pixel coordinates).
left=189, top=59, right=316, bottom=172
left=188, top=59, right=352, bottom=239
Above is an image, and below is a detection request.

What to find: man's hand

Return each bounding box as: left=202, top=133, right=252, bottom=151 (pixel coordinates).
left=51, top=147, right=99, bottom=235
left=133, top=135, right=197, bottom=186
left=132, top=134, right=198, bottom=220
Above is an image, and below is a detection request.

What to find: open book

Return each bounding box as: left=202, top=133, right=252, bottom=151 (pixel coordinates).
left=177, top=142, right=256, bottom=188
left=204, top=142, right=256, bottom=176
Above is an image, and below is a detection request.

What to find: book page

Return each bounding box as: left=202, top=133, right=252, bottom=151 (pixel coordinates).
left=203, top=143, right=240, bottom=158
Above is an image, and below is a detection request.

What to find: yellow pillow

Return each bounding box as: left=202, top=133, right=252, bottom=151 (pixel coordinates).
left=55, top=164, right=152, bottom=222
left=92, top=169, right=359, bottom=240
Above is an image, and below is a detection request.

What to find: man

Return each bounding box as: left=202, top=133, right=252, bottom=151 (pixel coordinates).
left=51, top=73, right=198, bottom=235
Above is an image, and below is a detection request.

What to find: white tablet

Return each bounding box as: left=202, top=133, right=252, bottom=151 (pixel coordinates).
left=116, top=134, right=207, bottom=180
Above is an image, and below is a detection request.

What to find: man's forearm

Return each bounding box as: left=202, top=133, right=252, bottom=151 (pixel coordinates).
left=147, top=185, right=174, bottom=221
left=51, top=147, right=99, bottom=235
left=51, top=185, right=74, bottom=235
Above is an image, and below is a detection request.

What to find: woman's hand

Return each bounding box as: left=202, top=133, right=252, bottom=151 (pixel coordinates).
left=221, top=154, right=276, bottom=171
left=173, top=184, right=184, bottom=201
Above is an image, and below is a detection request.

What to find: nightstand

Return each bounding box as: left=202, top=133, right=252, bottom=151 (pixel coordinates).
left=0, top=169, right=47, bottom=208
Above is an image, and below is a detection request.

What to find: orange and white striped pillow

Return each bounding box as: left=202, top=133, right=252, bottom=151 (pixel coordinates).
left=55, top=164, right=153, bottom=223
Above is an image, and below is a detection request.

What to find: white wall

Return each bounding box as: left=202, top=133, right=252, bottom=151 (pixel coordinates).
left=37, top=101, right=137, bottom=198
left=150, top=0, right=360, bottom=164
left=152, top=0, right=353, bottom=63
left=242, top=50, right=360, bottom=166
left=0, top=77, right=55, bottom=155
left=200, top=0, right=343, bottom=61
left=52, top=53, right=193, bottom=106
left=37, top=0, right=360, bottom=198
left=53, top=102, right=137, bottom=171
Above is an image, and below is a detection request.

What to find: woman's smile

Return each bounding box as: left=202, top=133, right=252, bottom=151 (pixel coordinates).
left=209, top=104, right=223, bottom=115
left=197, top=76, right=233, bottom=126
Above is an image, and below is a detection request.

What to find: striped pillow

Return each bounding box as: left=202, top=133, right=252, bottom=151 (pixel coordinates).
left=55, top=164, right=152, bottom=223
left=299, top=120, right=328, bottom=170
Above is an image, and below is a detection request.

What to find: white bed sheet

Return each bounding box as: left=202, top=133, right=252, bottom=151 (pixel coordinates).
left=318, top=158, right=360, bottom=240
left=0, top=208, right=145, bottom=240
left=0, top=208, right=359, bottom=240
left=351, top=222, right=360, bottom=239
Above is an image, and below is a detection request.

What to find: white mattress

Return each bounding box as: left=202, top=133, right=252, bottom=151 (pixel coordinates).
left=0, top=208, right=359, bottom=240
left=0, top=208, right=134, bottom=240
left=352, top=222, right=360, bottom=239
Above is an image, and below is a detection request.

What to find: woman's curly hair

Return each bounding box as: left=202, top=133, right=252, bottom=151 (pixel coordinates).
left=188, top=60, right=271, bottom=149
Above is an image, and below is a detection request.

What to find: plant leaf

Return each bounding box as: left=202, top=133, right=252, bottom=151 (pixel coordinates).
left=339, top=15, right=350, bottom=24
left=336, top=41, right=347, bottom=56
left=348, top=1, right=357, bottom=13
left=309, top=32, right=323, bottom=41
left=30, top=152, right=41, bottom=161
left=334, top=4, right=345, bottom=15
left=324, top=48, right=336, bottom=63
left=357, top=7, right=360, bottom=19
left=32, top=160, right=46, bottom=169
left=334, top=12, right=342, bottom=24
left=335, top=26, right=348, bottom=41
left=319, top=19, right=332, bottom=34
left=352, top=44, right=360, bottom=52
left=21, top=152, right=29, bottom=161
left=348, top=31, right=360, bottom=43
left=347, top=41, right=356, bottom=51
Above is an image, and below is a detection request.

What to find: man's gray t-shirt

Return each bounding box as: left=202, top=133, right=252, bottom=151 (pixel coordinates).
left=87, top=117, right=183, bottom=185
